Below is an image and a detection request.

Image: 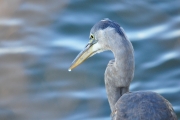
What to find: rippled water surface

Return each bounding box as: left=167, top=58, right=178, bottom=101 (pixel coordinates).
left=0, top=0, right=180, bottom=120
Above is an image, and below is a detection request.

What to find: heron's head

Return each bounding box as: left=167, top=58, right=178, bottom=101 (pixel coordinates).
left=69, top=18, right=127, bottom=71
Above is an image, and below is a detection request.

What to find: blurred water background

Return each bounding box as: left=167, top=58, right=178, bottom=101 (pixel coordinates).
left=0, top=0, right=180, bottom=120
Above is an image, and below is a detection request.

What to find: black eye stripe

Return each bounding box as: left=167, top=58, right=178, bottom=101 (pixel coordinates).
left=90, top=20, right=126, bottom=38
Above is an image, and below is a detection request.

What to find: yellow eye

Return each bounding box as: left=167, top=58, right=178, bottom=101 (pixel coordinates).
left=90, top=35, right=94, bottom=39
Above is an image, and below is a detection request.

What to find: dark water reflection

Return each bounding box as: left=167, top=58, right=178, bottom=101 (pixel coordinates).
left=0, top=0, right=180, bottom=120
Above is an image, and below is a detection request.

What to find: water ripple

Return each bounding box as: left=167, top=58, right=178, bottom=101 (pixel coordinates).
left=142, top=51, right=179, bottom=69
left=0, top=19, right=23, bottom=26
left=0, top=46, right=44, bottom=55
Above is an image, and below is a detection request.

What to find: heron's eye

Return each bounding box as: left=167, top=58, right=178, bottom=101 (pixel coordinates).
left=90, top=35, right=94, bottom=39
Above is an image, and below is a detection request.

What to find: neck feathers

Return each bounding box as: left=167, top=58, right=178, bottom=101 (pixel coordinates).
left=108, top=31, right=134, bottom=87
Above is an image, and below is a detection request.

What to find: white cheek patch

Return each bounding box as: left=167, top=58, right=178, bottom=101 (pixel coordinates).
left=92, top=42, right=102, bottom=52
left=88, top=42, right=103, bottom=58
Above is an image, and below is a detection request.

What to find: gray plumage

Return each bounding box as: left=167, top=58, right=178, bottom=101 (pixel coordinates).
left=112, top=91, right=177, bottom=120
left=69, top=18, right=177, bottom=120
left=92, top=20, right=135, bottom=112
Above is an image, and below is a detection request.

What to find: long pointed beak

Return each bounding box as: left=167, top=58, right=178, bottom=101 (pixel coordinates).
left=68, top=43, right=94, bottom=71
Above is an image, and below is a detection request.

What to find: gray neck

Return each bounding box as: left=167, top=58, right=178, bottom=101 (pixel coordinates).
left=110, top=35, right=134, bottom=87
left=104, top=30, right=134, bottom=112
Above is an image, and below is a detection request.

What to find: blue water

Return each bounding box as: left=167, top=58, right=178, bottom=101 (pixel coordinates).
left=0, top=0, right=179, bottom=120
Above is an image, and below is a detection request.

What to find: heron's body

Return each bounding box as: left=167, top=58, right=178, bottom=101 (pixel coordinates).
left=69, top=18, right=177, bottom=120
left=112, top=91, right=177, bottom=120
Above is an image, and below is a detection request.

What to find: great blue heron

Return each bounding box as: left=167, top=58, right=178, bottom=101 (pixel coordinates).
left=69, top=19, right=177, bottom=120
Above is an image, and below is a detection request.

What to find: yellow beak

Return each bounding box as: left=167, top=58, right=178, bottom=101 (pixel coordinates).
left=68, top=42, right=101, bottom=71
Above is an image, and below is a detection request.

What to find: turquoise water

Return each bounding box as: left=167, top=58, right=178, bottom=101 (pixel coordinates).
left=0, top=0, right=180, bottom=120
